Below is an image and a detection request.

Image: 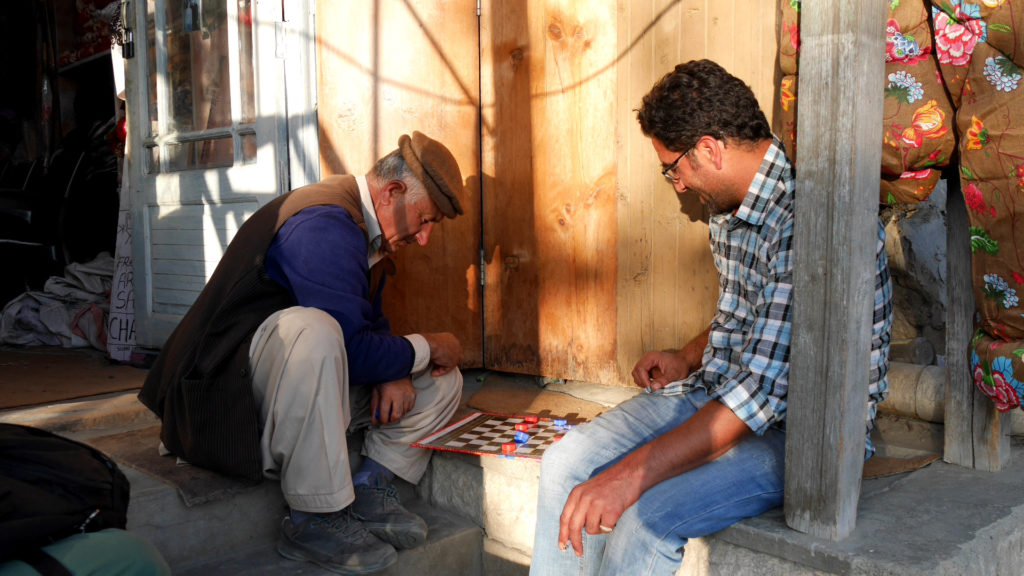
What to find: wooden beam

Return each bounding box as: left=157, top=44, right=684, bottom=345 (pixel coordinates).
left=785, top=0, right=886, bottom=540
left=943, top=177, right=1011, bottom=470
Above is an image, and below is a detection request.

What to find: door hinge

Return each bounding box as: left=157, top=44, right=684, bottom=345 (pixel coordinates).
left=479, top=249, right=486, bottom=286
left=476, top=0, right=481, bottom=16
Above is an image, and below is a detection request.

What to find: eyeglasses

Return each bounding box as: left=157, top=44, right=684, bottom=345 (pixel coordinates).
left=661, top=145, right=694, bottom=183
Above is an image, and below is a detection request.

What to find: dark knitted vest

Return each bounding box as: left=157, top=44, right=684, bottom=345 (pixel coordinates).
left=138, top=175, right=392, bottom=482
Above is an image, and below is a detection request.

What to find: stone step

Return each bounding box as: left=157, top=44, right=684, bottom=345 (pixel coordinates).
left=172, top=496, right=483, bottom=576
left=118, top=441, right=483, bottom=575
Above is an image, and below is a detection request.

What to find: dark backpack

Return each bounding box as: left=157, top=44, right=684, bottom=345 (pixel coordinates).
left=0, top=423, right=130, bottom=566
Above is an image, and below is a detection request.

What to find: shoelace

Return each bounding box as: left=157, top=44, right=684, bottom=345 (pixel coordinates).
left=314, top=509, right=370, bottom=538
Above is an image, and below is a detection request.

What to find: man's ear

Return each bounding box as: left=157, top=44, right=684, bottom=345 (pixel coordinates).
left=694, top=136, right=724, bottom=171
left=379, top=180, right=407, bottom=206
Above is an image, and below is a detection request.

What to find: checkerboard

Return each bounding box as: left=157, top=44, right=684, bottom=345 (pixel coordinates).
left=412, top=412, right=578, bottom=460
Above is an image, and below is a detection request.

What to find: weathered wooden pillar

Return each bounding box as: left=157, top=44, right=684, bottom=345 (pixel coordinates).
left=785, top=0, right=886, bottom=540
left=943, top=177, right=1012, bottom=470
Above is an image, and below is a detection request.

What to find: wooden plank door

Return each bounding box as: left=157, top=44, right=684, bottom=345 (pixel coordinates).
left=316, top=0, right=483, bottom=366
left=480, top=0, right=619, bottom=385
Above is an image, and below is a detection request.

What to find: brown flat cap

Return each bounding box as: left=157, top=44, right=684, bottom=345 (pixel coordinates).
left=397, top=131, right=464, bottom=219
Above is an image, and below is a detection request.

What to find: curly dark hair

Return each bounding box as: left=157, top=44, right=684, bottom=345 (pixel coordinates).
left=636, top=60, right=771, bottom=153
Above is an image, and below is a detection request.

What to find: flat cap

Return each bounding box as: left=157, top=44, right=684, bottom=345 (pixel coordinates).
left=397, top=131, right=464, bottom=219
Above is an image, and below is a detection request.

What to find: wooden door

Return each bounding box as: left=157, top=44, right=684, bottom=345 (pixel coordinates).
left=316, top=0, right=776, bottom=386
left=480, top=0, right=619, bottom=384
left=127, top=0, right=290, bottom=346
left=316, top=0, right=483, bottom=365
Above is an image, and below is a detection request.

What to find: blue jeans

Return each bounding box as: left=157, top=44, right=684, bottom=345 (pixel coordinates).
left=529, top=389, right=786, bottom=576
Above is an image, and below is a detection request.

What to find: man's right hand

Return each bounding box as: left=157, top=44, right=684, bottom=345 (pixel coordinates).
left=631, top=351, right=690, bottom=391
left=422, top=332, right=462, bottom=377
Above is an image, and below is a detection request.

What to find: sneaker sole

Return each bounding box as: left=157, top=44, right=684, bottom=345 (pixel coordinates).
left=277, top=539, right=398, bottom=575
left=363, top=523, right=427, bottom=550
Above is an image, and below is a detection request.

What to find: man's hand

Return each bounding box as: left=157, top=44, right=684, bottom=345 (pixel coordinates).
left=631, top=350, right=690, bottom=391
left=422, top=332, right=462, bottom=377
left=371, top=377, right=417, bottom=425
left=557, top=463, right=642, bottom=556
left=632, top=327, right=710, bottom=391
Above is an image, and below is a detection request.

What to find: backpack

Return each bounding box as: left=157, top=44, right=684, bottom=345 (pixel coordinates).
left=0, top=423, right=130, bottom=567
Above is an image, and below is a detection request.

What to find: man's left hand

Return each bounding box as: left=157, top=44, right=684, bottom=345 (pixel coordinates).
left=371, top=377, right=417, bottom=425
left=557, top=463, right=642, bottom=556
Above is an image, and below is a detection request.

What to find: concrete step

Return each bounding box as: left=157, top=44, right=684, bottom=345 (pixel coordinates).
left=417, top=429, right=1024, bottom=576
left=0, top=390, right=484, bottom=575
left=117, top=435, right=483, bottom=575
left=172, top=494, right=483, bottom=576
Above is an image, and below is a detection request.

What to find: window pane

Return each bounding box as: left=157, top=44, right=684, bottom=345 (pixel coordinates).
left=146, top=0, right=159, bottom=136
left=238, top=0, right=255, bottom=123
left=146, top=144, right=160, bottom=174
left=164, top=0, right=233, bottom=133
left=165, top=137, right=233, bottom=172
left=241, top=133, right=257, bottom=164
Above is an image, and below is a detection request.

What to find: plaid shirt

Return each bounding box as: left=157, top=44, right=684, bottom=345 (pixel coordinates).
left=659, top=137, right=893, bottom=457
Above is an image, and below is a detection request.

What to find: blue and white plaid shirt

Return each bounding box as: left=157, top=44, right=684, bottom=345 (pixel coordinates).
left=659, top=137, right=893, bottom=457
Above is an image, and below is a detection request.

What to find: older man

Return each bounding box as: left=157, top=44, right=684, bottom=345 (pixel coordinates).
left=530, top=60, right=893, bottom=575
left=140, top=132, right=466, bottom=574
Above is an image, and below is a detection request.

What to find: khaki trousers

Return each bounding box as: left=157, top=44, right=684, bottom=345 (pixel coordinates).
left=248, top=306, right=462, bottom=513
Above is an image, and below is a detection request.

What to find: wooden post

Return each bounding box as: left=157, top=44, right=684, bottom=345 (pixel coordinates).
left=943, top=177, right=1011, bottom=470
left=785, top=0, right=886, bottom=540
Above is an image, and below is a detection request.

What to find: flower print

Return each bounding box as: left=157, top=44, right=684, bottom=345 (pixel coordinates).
left=886, top=19, right=930, bottom=64
left=984, top=273, right=1019, bottom=308
left=993, top=357, right=1024, bottom=407
left=981, top=0, right=1007, bottom=6
left=964, top=183, right=987, bottom=213
left=1014, top=272, right=1024, bottom=285
left=933, top=2, right=986, bottom=67
left=984, top=57, right=1022, bottom=92
left=780, top=76, right=796, bottom=112
left=887, top=70, right=925, bottom=103
left=973, top=353, right=1022, bottom=411
left=965, top=115, right=990, bottom=150
left=899, top=169, right=933, bottom=180
left=989, top=369, right=1020, bottom=411
left=985, top=273, right=1009, bottom=293
left=900, top=100, right=948, bottom=147
left=784, top=22, right=799, bottom=53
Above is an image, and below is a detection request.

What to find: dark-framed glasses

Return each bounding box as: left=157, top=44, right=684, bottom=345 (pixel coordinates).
left=661, top=145, right=694, bottom=183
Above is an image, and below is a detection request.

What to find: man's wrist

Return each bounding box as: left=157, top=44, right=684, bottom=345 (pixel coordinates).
left=403, top=334, right=430, bottom=373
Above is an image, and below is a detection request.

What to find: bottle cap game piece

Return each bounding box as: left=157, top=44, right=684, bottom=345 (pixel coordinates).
left=514, top=423, right=530, bottom=432
left=501, top=442, right=517, bottom=454
left=514, top=430, right=531, bottom=443
left=524, top=415, right=539, bottom=424
left=553, top=435, right=564, bottom=442
left=553, top=418, right=567, bottom=426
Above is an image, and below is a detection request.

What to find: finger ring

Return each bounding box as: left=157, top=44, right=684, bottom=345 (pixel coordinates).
left=599, top=525, right=613, bottom=533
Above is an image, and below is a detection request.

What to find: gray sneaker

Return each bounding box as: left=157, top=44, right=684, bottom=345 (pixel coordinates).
left=277, top=508, right=397, bottom=574
left=351, top=483, right=428, bottom=549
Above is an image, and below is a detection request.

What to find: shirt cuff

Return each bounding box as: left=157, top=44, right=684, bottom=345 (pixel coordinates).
left=404, top=334, right=430, bottom=374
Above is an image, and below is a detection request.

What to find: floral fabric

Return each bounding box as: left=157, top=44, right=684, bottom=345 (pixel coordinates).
left=937, top=0, right=1024, bottom=410
left=882, top=0, right=957, bottom=204
left=778, top=0, right=1024, bottom=411
left=777, top=0, right=955, bottom=205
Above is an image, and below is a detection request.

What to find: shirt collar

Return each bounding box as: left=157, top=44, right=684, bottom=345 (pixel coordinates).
left=730, top=136, right=791, bottom=227
left=356, top=175, right=386, bottom=268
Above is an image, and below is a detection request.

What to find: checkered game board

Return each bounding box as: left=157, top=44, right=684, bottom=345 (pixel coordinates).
left=412, top=412, right=577, bottom=460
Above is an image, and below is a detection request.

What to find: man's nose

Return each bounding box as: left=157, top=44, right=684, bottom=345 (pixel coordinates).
left=415, top=221, right=435, bottom=246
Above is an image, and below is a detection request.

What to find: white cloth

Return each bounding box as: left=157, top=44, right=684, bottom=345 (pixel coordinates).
left=0, top=253, right=113, bottom=350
